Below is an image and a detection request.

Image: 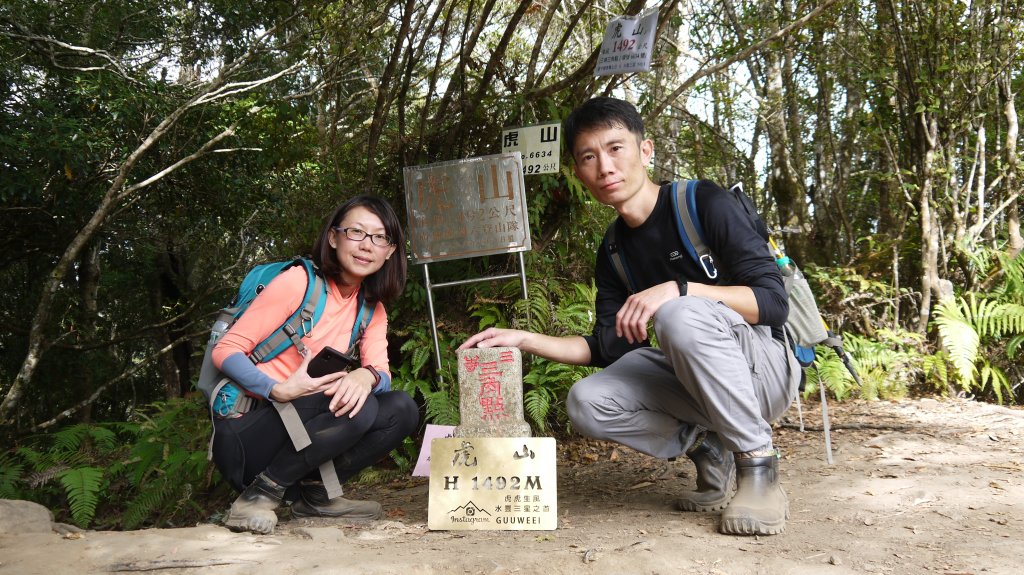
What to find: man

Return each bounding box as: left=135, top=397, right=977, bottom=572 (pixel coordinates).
left=459, top=96, right=800, bottom=535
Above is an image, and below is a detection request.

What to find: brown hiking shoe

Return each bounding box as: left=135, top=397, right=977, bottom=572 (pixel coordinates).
left=719, top=454, right=789, bottom=535
left=676, top=431, right=736, bottom=512
left=224, top=472, right=287, bottom=535
left=290, top=480, right=383, bottom=520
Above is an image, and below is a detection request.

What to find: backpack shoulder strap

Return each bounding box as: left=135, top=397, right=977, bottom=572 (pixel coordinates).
left=250, top=258, right=328, bottom=363
left=604, top=218, right=637, bottom=294
left=347, top=285, right=375, bottom=352
left=673, top=180, right=718, bottom=280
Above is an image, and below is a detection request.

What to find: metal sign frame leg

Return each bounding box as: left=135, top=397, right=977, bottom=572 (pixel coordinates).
left=422, top=253, right=530, bottom=375
left=423, top=263, right=443, bottom=377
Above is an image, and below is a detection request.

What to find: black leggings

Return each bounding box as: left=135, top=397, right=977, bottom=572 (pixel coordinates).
left=212, top=390, right=419, bottom=493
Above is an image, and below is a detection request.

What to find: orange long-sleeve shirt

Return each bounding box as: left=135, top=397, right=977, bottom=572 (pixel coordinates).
left=212, top=265, right=390, bottom=395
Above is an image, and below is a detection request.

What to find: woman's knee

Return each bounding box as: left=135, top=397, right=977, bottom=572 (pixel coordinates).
left=345, top=393, right=381, bottom=435
left=378, top=391, right=420, bottom=436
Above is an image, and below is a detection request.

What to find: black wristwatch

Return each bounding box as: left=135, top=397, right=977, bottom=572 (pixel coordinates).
left=677, top=279, right=688, bottom=297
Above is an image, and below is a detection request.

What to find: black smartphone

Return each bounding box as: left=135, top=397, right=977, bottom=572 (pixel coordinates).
left=307, top=346, right=359, bottom=377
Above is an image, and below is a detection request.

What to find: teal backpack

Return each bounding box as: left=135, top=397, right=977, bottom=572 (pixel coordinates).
left=197, top=257, right=375, bottom=407
left=196, top=256, right=374, bottom=498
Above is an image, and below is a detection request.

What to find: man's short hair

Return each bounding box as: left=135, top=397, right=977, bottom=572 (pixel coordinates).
left=564, top=97, right=645, bottom=158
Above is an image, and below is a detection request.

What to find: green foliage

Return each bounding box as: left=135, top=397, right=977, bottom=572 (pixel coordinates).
left=355, top=437, right=418, bottom=485
left=59, top=467, right=103, bottom=527
left=930, top=247, right=1024, bottom=404
left=0, top=452, right=24, bottom=499
left=2, top=399, right=219, bottom=529
left=804, top=349, right=861, bottom=402
left=803, top=329, right=946, bottom=401
left=396, top=327, right=460, bottom=426
left=466, top=279, right=596, bottom=433
left=117, top=400, right=218, bottom=529
left=803, top=263, right=913, bottom=333
left=8, top=423, right=132, bottom=528
left=3, top=0, right=1024, bottom=532
left=934, top=294, right=1024, bottom=403
left=522, top=359, right=588, bottom=433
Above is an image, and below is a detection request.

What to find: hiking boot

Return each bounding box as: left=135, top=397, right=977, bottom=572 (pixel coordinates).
left=676, top=431, right=736, bottom=512
left=290, top=480, right=383, bottom=520
left=719, top=454, right=789, bottom=536
left=224, top=472, right=287, bottom=535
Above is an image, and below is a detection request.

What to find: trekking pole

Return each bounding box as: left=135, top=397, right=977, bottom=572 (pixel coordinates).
left=833, top=344, right=863, bottom=386
left=823, top=327, right=863, bottom=388
left=818, top=370, right=833, bottom=465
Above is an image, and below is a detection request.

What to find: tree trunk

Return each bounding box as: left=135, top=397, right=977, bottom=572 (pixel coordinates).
left=366, top=0, right=416, bottom=188
left=1001, top=75, right=1023, bottom=257
left=763, top=45, right=807, bottom=260
left=917, top=113, right=941, bottom=333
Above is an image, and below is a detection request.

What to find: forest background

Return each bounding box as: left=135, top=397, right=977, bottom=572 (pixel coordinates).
left=1, top=0, right=1022, bottom=531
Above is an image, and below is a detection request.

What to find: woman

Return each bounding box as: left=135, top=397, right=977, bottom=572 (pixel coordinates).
left=211, top=195, right=418, bottom=534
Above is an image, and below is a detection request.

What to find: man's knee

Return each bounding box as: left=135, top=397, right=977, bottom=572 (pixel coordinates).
left=654, top=297, right=721, bottom=351
left=566, top=381, right=600, bottom=438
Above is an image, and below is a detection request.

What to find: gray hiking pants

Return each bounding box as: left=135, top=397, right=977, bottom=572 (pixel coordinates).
left=567, top=296, right=801, bottom=458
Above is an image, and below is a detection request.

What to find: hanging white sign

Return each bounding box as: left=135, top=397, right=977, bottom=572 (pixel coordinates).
left=594, top=8, right=658, bottom=77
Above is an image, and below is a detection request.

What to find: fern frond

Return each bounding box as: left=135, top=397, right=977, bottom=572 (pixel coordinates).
left=423, top=389, right=459, bottom=426
left=15, top=446, right=45, bottom=468
left=996, top=251, right=1024, bottom=300
left=524, top=387, right=555, bottom=433
left=87, top=426, right=119, bottom=452
left=512, top=282, right=555, bottom=333
left=934, top=297, right=980, bottom=388
left=970, top=298, right=1024, bottom=339
left=388, top=445, right=412, bottom=473
left=59, top=466, right=103, bottom=527
left=52, top=425, right=91, bottom=453
left=834, top=331, right=930, bottom=398
left=921, top=353, right=949, bottom=389
left=990, top=302, right=1024, bottom=337
left=398, top=334, right=434, bottom=377
left=0, top=452, right=25, bottom=499
left=806, top=349, right=857, bottom=401
left=27, top=464, right=68, bottom=488
left=469, top=301, right=508, bottom=330
left=1008, top=334, right=1024, bottom=359
left=122, top=476, right=172, bottom=530
left=394, top=375, right=433, bottom=400
left=977, top=359, right=1010, bottom=404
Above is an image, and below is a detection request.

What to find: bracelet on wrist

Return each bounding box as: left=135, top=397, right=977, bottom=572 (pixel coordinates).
left=363, top=365, right=382, bottom=388
left=677, top=279, right=688, bottom=297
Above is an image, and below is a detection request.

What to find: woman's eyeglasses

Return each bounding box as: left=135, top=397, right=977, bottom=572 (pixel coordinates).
left=333, top=226, right=393, bottom=247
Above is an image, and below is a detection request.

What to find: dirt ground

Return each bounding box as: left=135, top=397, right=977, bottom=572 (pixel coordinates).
left=1, top=396, right=1022, bottom=575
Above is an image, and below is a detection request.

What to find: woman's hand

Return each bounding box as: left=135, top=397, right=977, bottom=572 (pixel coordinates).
left=269, top=351, right=344, bottom=403
left=325, top=368, right=375, bottom=418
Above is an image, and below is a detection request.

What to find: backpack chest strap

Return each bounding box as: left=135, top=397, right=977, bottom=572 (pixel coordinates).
left=249, top=273, right=327, bottom=364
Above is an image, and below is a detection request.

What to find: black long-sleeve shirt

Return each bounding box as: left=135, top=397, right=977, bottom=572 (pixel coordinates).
left=583, top=180, right=788, bottom=367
